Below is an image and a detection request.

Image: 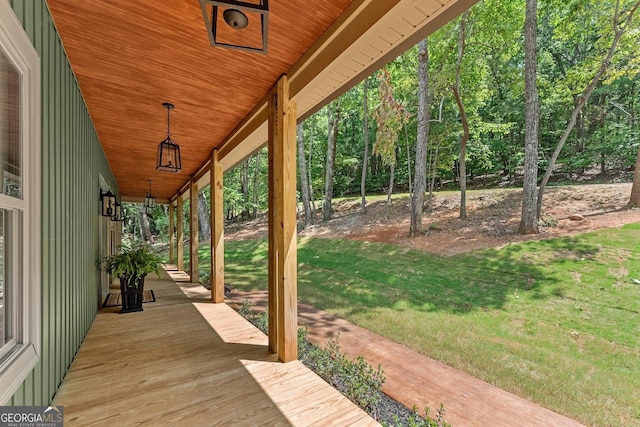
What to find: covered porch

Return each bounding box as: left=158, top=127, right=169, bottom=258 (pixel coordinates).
left=44, top=0, right=478, bottom=364
left=52, top=267, right=377, bottom=426
left=2, top=0, right=482, bottom=409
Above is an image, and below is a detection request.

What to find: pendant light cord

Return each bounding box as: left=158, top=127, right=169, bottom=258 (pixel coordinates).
left=167, top=106, right=171, bottom=138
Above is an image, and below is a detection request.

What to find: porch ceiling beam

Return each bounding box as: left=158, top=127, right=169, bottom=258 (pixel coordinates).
left=287, top=0, right=401, bottom=118
left=171, top=155, right=214, bottom=202
left=291, top=0, right=479, bottom=121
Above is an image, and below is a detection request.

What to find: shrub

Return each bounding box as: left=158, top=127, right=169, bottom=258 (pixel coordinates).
left=237, top=301, right=448, bottom=426
left=538, top=215, right=558, bottom=228
left=199, top=270, right=211, bottom=288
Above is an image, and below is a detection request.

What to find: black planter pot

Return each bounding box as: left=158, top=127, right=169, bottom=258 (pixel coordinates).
left=119, top=274, right=146, bottom=313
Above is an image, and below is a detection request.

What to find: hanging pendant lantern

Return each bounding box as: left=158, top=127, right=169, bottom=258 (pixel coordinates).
left=156, top=102, right=182, bottom=173
left=144, top=180, right=157, bottom=209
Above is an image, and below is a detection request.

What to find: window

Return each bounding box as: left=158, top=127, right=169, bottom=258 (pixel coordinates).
left=0, top=0, right=41, bottom=404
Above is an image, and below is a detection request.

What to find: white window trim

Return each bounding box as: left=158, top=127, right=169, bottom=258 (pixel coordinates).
left=0, top=0, right=41, bottom=404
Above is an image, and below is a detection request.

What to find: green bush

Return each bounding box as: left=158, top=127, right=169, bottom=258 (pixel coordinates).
left=237, top=301, right=447, bottom=426
left=238, top=300, right=269, bottom=334
left=199, top=270, right=211, bottom=287
left=538, top=215, right=558, bottom=228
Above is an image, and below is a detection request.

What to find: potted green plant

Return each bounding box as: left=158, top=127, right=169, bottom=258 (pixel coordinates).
left=97, top=243, right=163, bottom=313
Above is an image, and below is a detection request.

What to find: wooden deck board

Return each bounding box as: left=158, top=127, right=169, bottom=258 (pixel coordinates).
left=53, top=270, right=378, bottom=426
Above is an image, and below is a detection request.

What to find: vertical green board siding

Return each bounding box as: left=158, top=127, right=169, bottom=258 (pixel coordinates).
left=9, top=0, right=117, bottom=405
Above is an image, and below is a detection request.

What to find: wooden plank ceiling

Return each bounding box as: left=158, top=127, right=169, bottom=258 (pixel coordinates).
left=46, top=0, right=476, bottom=202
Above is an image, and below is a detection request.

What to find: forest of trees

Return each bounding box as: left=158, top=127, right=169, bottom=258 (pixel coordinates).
left=127, top=0, right=640, bottom=242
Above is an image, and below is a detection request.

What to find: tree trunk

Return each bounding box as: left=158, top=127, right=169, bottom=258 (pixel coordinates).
left=361, top=77, right=370, bottom=214
left=577, top=111, right=585, bottom=176
left=453, top=87, right=469, bottom=220
left=139, top=209, right=152, bottom=243
left=241, top=159, right=249, bottom=218
left=252, top=151, right=261, bottom=218
left=519, top=0, right=540, bottom=234
left=323, top=100, right=340, bottom=221
left=307, top=127, right=317, bottom=214
left=405, top=124, right=412, bottom=197
left=198, top=190, right=211, bottom=241
left=428, top=145, right=440, bottom=213
left=410, top=38, right=432, bottom=237
left=297, top=123, right=313, bottom=226
left=630, top=144, right=640, bottom=206
left=537, top=0, right=640, bottom=218
left=387, top=161, right=395, bottom=207
left=453, top=12, right=469, bottom=220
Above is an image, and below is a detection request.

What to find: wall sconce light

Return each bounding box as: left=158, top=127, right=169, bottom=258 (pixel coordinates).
left=156, top=102, right=182, bottom=173
left=112, top=201, right=124, bottom=222
left=199, top=0, right=269, bottom=54
left=144, top=180, right=157, bottom=210
left=100, top=190, right=116, bottom=217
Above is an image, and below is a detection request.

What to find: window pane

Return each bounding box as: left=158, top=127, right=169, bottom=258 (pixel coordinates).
left=0, top=209, right=3, bottom=346
left=0, top=210, right=7, bottom=347
left=0, top=50, right=21, bottom=199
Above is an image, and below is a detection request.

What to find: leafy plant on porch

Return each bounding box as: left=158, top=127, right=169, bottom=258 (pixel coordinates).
left=97, top=243, right=163, bottom=281
left=96, top=243, right=163, bottom=312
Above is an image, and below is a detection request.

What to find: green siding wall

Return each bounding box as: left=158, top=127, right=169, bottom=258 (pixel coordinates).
left=8, top=0, right=117, bottom=405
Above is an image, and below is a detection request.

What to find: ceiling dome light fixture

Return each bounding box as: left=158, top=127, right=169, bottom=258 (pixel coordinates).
left=223, top=8, right=248, bottom=29
left=156, top=102, right=182, bottom=173
left=199, top=0, right=269, bottom=54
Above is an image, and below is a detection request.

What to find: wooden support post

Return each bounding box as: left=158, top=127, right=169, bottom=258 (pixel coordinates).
left=211, top=149, right=225, bottom=303
left=268, top=75, right=298, bottom=362
left=268, top=101, right=277, bottom=354
left=177, top=196, right=184, bottom=271
left=169, top=202, right=175, bottom=265
left=190, top=177, right=199, bottom=284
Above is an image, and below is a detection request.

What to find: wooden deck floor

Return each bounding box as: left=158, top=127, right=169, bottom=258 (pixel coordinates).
left=52, top=269, right=378, bottom=426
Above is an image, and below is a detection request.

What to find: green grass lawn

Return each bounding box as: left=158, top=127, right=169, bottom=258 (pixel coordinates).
left=199, top=224, right=640, bottom=426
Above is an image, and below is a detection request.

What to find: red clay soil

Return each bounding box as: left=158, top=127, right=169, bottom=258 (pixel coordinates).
left=226, top=290, right=585, bottom=427
left=227, top=183, right=640, bottom=257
